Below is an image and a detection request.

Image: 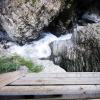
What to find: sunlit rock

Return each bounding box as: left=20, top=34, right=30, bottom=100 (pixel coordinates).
left=0, top=0, right=65, bottom=43
left=59, top=23, right=100, bottom=71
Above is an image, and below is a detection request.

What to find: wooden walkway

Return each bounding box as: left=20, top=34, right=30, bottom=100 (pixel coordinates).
left=0, top=71, right=100, bottom=99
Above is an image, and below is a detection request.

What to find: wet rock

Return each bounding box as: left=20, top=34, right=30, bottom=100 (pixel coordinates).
left=49, top=38, right=75, bottom=65
left=0, top=31, right=11, bottom=42
left=44, top=0, right=76, bottom=36
left=0, top=24, right=12, bottom=42
left=75, top=23, right=100, bottom=45
left=82, top=8, right=100, bottom=23
left=0, top=43, right=8, bottom=56
left=77, top=0, right=100, bottom=25
left=0, top=0, right=65, bottom=43
left=51, top=23, right=100, bottom=72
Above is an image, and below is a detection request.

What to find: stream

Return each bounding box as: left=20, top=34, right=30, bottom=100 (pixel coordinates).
left=0, top=0, right=100, bottom=72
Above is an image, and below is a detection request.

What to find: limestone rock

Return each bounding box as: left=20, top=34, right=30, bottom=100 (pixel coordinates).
left=51, top=23, right=100, bottom=71
left=49, top=39, right=75, bottom=65
left=0, top=0, right=64, bottom=43
left=43, top=0, right=76, bottom=36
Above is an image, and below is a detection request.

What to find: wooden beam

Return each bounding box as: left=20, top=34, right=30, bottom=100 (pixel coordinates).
left=10, top=73, right=100, bottom=85
left=0, top=71, right=25, bottom=88
left=0, top=85, right=100, bottom=99
left=26, top=72, right=100, bottom=78
left=26, top=73, right=100, bottom=78
left=10, top=77, right=100, bottom=85
left=9, top=97, right=100, bottom=100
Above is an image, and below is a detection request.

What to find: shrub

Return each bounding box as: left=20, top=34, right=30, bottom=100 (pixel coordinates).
left=0, top=55, right=43, bottom=74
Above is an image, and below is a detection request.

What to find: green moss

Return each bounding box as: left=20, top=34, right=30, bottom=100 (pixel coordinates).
left=0, top=55, right=43, bottom=74
left=24, top=0, right=36, bottom=5
left=31, top=0, right=36, bottom=5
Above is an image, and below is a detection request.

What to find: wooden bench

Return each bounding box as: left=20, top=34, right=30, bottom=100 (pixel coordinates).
left=0, top=71, right=100, bottom=99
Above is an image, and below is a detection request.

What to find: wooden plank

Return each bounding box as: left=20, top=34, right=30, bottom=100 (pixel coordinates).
left=13, top=98, right=100, bottom=100
left=10, top=77, right=100, bottom=85
left=0, top=71, right=25, bottom=88
left=16, top=98, right=100, bottom=100
left=2, top=97, right=100, bottom=100
left=26, top=73, right=100, bottom=78
left=12, top=97, right=100, bottom=100
left=0, top=85, right=100, bottom=99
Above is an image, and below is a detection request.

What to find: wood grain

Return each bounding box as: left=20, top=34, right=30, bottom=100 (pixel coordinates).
left=26, top=72, right=100, bottom=78
left=0, top=85, right=100, bottom=99
left=0, top=71, right=25, bottom=88
left=10, top=77, right=100, bottom=85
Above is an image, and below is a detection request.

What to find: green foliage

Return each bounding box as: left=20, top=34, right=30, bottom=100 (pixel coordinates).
left=31, top=0, right=36, bottom=5
left=12, top=55, right=43, bottom=73
left=0, top=55, right=43, bottom=74
left=24, top=0, right=36, bottom=5
left=0, top=56, right=20, bottom=74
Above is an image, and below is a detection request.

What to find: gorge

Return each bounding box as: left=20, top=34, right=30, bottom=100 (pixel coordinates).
left=0, top=0, right=100, bottom=72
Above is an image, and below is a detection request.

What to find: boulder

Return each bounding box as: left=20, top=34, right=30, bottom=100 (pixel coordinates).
left=75, top=23, right=100, bottom=45
left=49, top=38, right=75, bottom=65
left=0, top=0, right=65, bottom=44
left=72, top=23, right=100, bottom=72
left=43, top=0, right=76, bottom=36
left=50, top=23, right=100, bottom=71
left=82, top=9, right=100, bottom=23
left=77, top=0, right=100, bottom=25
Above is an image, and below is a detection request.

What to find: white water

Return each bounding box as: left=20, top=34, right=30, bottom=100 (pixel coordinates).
left=82, top=12, right=100, bottom=23
left=6, top=33, right=72, bottom=73
left=7, top=33, right=72, bottom=59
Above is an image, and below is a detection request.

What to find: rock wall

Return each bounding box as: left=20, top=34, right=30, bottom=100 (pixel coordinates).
left=0, top=0, right=100, bottom=72
left=0, top=0, right=65, bottom=44
left=44, top=0, right=76, bottom=36
left=51, top=23, right=100, bottom=72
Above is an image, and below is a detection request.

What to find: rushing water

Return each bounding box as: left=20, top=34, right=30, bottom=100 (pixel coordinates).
left=0, top=0, right=100, bottom=72
left=82, top=12, right=100, bottom=23
left=7, top=32, right=72, bottom=59
left=6, top=32, right=72, bottom=73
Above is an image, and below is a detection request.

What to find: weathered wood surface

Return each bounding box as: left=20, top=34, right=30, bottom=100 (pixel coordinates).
left=10, top=73, right=100, bottom=85
left=0, top=71, right=25, bottom=89
left=0, top=85, right=100, bottom=99
left=10, top=77, right=100, bottom=85
left=0, top=72, right=100, bottom=99
left=26, top=72, right=100, bottom=78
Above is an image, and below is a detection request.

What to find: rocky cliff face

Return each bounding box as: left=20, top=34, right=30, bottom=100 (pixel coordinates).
left=50, top=23, right=100, bottom=72
left=0, top=0, right=100, bottom=72
left=44, top=0, right=76, bottom=36
left=0, top=0, right=66, bottom=44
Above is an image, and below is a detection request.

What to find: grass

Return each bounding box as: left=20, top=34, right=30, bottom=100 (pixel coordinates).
left=0, top=55, right=43, bottom=74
